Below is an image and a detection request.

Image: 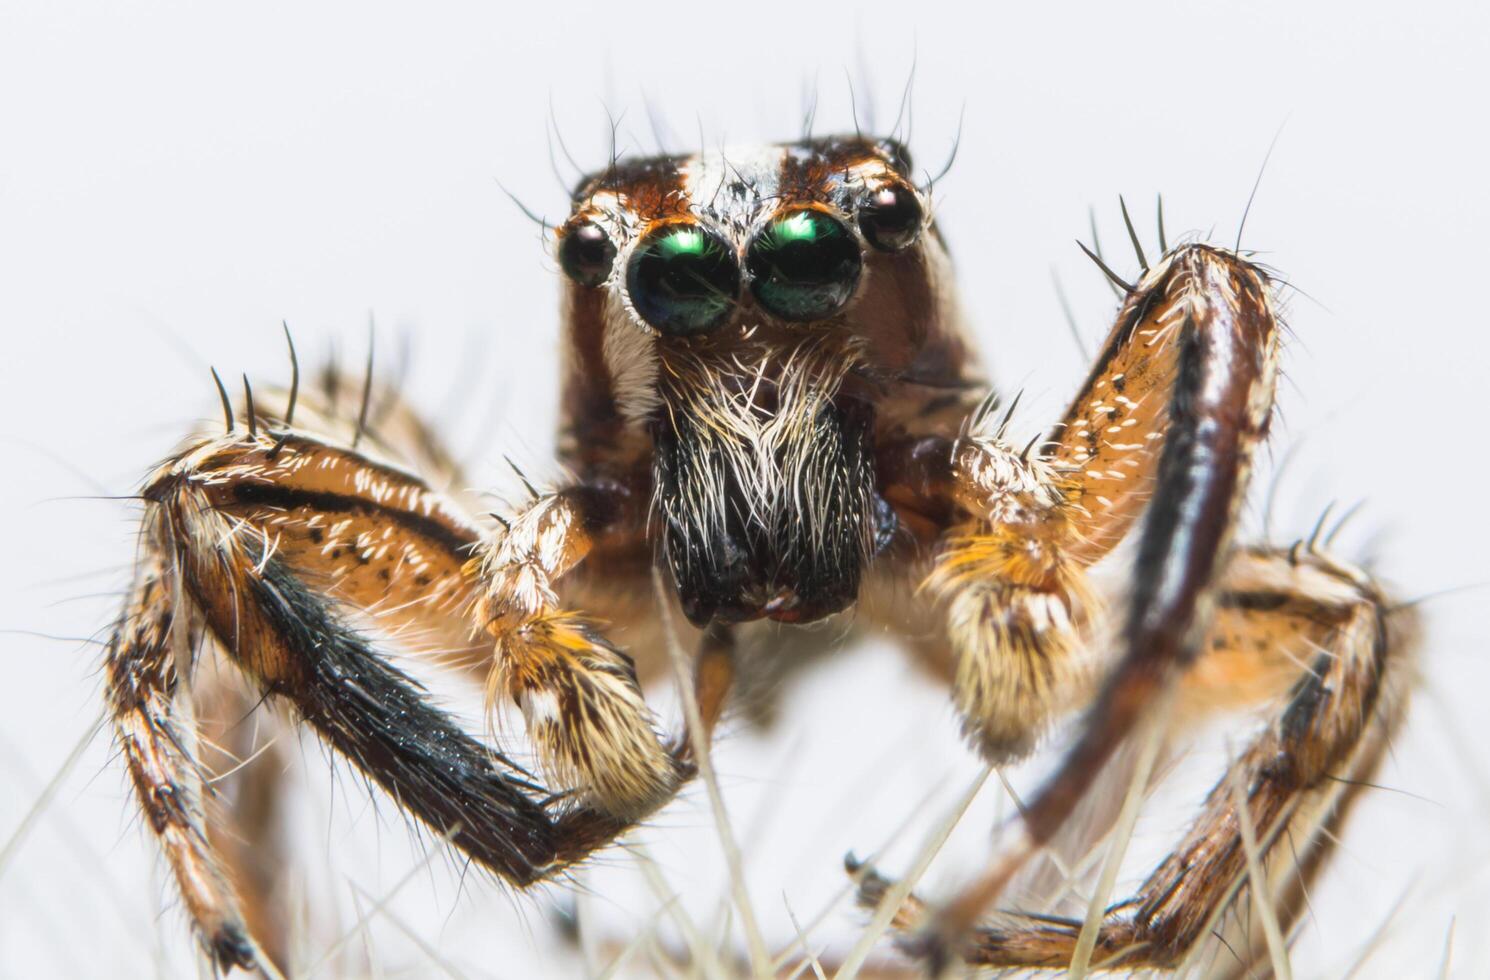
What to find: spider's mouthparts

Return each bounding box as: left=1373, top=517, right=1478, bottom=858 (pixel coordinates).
left=653, top=394, right=889, bottom=627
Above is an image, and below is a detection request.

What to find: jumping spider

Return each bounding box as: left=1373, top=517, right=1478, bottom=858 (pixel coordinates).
left=105, top=134, right=1412, bottom=974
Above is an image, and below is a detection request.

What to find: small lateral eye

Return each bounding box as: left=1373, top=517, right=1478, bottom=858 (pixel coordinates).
left=558, top=221, right=617, bottom=287
left=858, top=183, right=924, bottom=253
left=625, top=223, right=740, bottom=336
left=747, top=209, right=862, bottom=322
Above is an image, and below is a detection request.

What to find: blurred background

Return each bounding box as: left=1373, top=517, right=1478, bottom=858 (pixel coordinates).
left=2, top=1, right=1487, bottom=976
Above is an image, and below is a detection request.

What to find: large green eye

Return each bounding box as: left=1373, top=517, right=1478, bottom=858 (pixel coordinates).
left=746, top=209, right=862, bottom=322
left=625, top=223, right=740, bottom=335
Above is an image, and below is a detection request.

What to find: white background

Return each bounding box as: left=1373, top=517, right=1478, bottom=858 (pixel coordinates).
left=2, top=1, right=1488, bottom=977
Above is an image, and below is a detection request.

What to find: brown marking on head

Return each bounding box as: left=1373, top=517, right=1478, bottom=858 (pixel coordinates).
left=549, top=136, right=984, bottom=484
left=777, top=136, right=914, bottom=206
left=572, top=154, right=691, bottom=223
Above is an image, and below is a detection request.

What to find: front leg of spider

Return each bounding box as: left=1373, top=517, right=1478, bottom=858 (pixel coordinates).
left=877, top=244, right=1292, bottom=970
left=105, top=417, right=724, bottom=972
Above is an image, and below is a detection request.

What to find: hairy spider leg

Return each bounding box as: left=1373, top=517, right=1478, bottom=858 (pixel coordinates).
left=855, top=544, right=1412, bottom=971
left=106, top=399, right=732, bottom=972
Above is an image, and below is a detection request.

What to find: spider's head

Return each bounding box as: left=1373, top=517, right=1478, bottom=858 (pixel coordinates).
left=551, top=136, right=971, bottom=627
left=554, top=135, right=929, bottom=340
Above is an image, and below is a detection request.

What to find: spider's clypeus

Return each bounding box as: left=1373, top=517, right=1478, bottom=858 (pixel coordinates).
left=106, top=134, right=1412, bottom=976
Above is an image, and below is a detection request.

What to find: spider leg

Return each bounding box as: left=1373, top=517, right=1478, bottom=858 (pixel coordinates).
left=874, top=243, right=1284, bottom=961
left=109, top=553, right=260, bottom=969
left=855, top=545, right=1413, bottom=971
left=474, top=474, right=726, bottom=818
left=193, top=667, right=295, bottom=968
left=107, top=418, right=726, bottom=972
left=187, top=361, right=487, bottom=967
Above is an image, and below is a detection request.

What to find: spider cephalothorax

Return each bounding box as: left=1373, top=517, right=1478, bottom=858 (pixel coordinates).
left=551, top=137, right=963, bottom=627
left=105, top=132, right=1412, bottom=976
left=549, top=138, right=971, bottom=625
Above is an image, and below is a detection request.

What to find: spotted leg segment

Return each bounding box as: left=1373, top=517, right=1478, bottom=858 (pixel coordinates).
left=174, top=358, right=491, bottom=970
left=106, top=420, right=723, bottom=973
left=876, top=244, right=1275, bottom=763
left=874, top=243, right=1284, bottom=960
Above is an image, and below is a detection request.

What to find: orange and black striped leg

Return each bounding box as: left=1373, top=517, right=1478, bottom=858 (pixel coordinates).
left=856, top=545, right=1412, bottom=972
left=108, top=428, right=556, bottom=972
left=876, top=244, right=1284, bottom=965
left=106, top=421, right=725, bottom=973
left=126, top=376, right=512, bottom=972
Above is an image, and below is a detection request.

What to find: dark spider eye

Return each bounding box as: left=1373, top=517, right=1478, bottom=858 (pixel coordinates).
left=746, top=209, right=862, bottom=322
left=858, top=183, right=924, bottom=252
left=558, top=221, right=617, bottom=287
left=625, top=223, right=740, bottom=335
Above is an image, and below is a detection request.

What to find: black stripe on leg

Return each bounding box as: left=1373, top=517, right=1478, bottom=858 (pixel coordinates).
left=226, top=481, right=477, bottom=557
left=1025, top=248, right=1276, bottom=840
left=245, top=555, right=560, bottom=884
